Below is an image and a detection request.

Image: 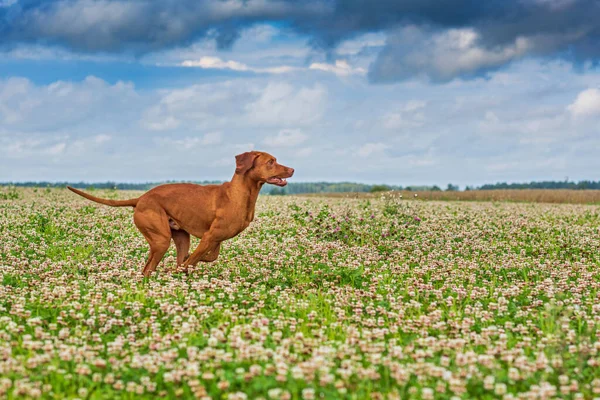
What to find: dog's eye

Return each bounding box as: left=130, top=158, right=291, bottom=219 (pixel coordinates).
left=268, top=160, right=274, bottom=166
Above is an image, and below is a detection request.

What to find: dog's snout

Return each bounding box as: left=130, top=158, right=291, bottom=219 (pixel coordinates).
left=288, top=167, right=295, bottom=177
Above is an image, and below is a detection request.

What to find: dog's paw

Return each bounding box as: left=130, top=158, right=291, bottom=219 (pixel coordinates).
left=172, top=265, right=190, bottom=275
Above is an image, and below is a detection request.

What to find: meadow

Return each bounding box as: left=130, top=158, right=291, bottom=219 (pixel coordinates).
left=1, top=187, right=600, bottom=399
left=305, top=189, right=600, bottom=205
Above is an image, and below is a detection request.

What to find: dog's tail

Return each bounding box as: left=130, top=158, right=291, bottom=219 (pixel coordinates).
left=67, top=186, right=139, bottom=207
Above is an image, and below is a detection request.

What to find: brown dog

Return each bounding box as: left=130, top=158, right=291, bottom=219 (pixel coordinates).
left=67, top=151, right=294, bottom=277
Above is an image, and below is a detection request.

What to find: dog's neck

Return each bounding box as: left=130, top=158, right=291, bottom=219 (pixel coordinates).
left=229, top=173, right=264, bottom=219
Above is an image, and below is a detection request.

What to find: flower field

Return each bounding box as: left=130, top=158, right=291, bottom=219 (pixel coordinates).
left=1, top=187, right=600, bottom=399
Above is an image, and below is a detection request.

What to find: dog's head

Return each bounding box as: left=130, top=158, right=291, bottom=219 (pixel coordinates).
left=235, top=151, right=294, bottom=187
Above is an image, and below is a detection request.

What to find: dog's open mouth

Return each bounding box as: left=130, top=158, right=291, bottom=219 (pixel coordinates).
left=266, top=177, right=288, bottom=187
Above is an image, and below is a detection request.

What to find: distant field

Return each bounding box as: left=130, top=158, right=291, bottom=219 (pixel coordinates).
left=1, top=187, right=600, bottom=399
left=305, top=189, right=600, bottom=204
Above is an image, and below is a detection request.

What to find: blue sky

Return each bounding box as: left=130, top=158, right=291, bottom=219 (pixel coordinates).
left=1, top=0, right=599, bottom=187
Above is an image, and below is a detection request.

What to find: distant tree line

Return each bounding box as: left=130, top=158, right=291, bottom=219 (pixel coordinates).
left=476, top=180, right=600, bottom=190
left=2, top=180, right=599, bottom=194
left=0, top=180, right=222, bottom=191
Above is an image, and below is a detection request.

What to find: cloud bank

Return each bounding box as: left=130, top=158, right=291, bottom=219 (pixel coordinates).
left=2, top=61, right=600, bottom=185
left=1, top=0, right=600, bottom=81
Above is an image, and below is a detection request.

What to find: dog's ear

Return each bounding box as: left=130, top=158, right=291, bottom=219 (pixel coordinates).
left=235, top=152, right=258, bottom=175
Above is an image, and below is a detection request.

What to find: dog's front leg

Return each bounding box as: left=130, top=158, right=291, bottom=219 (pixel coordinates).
left=179, top=232, right=221, bottom=273
left=198, top=242, right=221, bottom=262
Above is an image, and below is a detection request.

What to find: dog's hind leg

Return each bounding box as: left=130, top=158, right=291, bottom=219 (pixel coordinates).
left=172, top=229, right=190, bottom=266
left=133, top=204, right=172, bottom=277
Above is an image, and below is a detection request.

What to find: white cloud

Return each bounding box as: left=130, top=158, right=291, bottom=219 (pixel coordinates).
left=309, top=60, right=366, bottom=76
left=0, top=76, right=140, bottom=131
left=140, top=80, right=327, bottom=135
left=157, top=132, right=222, bottom=149
left=182, top=57, right=367, bottom=77
left=4, top=138, right=43, bottom=155
left=356, top=142, right=389, bottom=157
left=0, top=133, right=113, bottom=160
left=263, top=129, right=307, bottom=147
left=47, top=142, right=67, bottom=155
left=383, top=113, right=421, bottom=130
left=182, top=56, right=249, bottom=71
left=144, top=116, right=181, bottom=131
left=382, top=100, right=427, bottom=130
left=245, top=82, right=327, bottom=127
left=261, top=65, right=298, bottom=74
left=402, top=100, right=427, bottom=112
left=181, top=56, right=297, bottom=74
left=426, top=28, right=533, bottom=79
left=173, top=137, right=201, bottom=149
left=568, top=88, right=600, bottom=117
left=94, top=134, right=111, bottom=144
left=140, top=82, right=250, bottom=132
